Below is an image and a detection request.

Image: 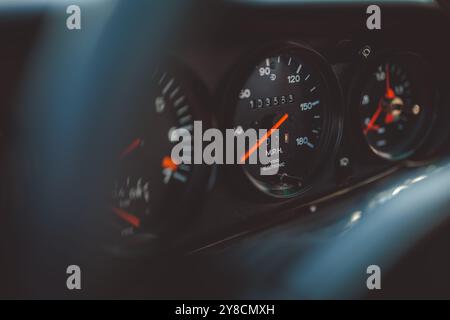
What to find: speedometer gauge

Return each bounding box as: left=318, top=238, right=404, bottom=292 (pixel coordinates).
left=228, top=43, right=342, bottom=198
left=355, top=53, right=435, bottom=160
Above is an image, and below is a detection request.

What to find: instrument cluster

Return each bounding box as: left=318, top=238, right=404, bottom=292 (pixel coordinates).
left=106, top=40, right=450, bottom=256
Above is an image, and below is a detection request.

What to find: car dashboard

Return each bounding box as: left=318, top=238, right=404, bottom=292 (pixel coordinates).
left=1, top=0, right=450, bottom=299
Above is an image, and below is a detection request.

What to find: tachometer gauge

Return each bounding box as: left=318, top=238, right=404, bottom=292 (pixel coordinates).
left=109, top=63, right=209, bottom=254
left=228, top=43, right=342, bottom=198
left=356, top=53, right=435, bottom=160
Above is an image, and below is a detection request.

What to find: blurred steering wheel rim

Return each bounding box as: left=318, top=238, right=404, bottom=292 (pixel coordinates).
left=12, top=1, right=191, bottom=291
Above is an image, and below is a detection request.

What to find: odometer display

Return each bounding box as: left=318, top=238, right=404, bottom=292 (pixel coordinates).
left=231, top=45, right=340, bottom=197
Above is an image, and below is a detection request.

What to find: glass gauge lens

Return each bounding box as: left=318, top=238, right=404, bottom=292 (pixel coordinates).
left=110, top=67, right=199, bottom=245
left=232, top=48, right=338, bottom=198
left=358, top=57, right=432, bottom=160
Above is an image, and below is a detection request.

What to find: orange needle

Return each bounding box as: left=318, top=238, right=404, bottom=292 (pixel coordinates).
left=162, top=156, right=178, bottom=171
left=240, top=113, right=289, bottom=164
left=120, top=138, right=141, bottom=159
left=111, top=207, right=141, bottom=228
left=385, top=64, right=395, bottom=99
left=364, top=100, right=383, bottom=135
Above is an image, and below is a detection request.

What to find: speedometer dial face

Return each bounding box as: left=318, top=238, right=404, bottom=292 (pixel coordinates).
left=357, top=54, right=434, bottom=160
left=231, top=45, right=341, bottom=197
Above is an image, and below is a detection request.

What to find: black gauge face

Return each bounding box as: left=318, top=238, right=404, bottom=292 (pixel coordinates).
left=232, top=47, right=339, bottom=197
left=110, top=67, right=200, bottom=245
left=358, top=56, right=433, bottom=160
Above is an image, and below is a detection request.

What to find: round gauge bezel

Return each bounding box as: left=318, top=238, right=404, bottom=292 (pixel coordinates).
left=221, top=41, right=344, bottom=199
left=350, top=51, right=437, bottom=162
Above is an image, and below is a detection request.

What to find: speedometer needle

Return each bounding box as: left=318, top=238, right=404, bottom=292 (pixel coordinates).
left=240, top=113, right=289, bottom=164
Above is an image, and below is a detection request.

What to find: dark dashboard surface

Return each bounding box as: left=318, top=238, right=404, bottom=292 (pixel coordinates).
left=1, top=0, right=450, bottom=299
